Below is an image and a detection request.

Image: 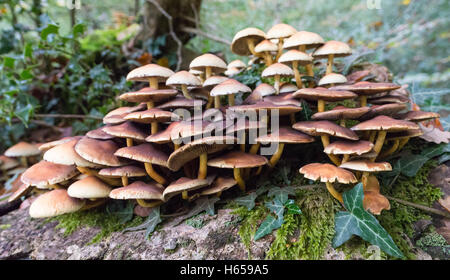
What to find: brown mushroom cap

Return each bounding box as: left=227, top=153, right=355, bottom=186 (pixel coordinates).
left=98, top=165, right=146, bottom=178
left=119, top=88, right=178, bottom=103
left=226, top=120, right=267, bottom=135
left=38, top=136, right=83, bottom=152
left=394, top=111, right=440, bottom=122
left=126, top=64, right=175, bottom=82
left=278, top=50, right=313, bottom=65
left=167, top=136, right=236, bottom=171
left=0, top=155, right=20, bottom=170
left=360, top=103, right=408, bottom=120
left=103, top=105, right=147, bottom=125
left=229, top=101, right=302, bottom=116
left=256, top=127, right=314, bottom=144
left=5, top=142, right=40, bottom=157
left=282, top=31, right=325, bottom=50
left=102, top=121, right=147, bottom=141
left=340, top=160, right=392, bottom=172
left=280, top=83, right=299, bottom=94
left=157, top=97, right=205, bottom=110
left=385, top=129, right=424, bottom=141
left=86, top=127, right=115, bottom=140
left=21, top=161, right=78, bottom=189
left=312, top=106, right=370, bottom=121
left=293, top=121, right=359, bottom=140
left=210, top=79, right=251, bottom=97
left=190, top=53, right=227, bottom=73
left=313, top=41, right=352, bottom=58
left=203, top=76, right=230, bottom=88
left=200, top=176, right=237, bottom=196
left=266, top=23, right=297, bottom=39
left=254, top=39, right=278, bottom=53
left=351, top=115, right=419, bottom=132
left=231, top=27, right=266, bottom=56
left=318, top=73, right=347, bottom=86
left=67, top=176, right=112, bottom=199
left=369, top=95, right=409, bottom=105
left=228, top=60, right=246, bottom=69
left=207, top=151, right=268, bottom=169
left=244, top=83, right=276, bottom=104
left=330, top=81, right=401, bottom=95
left=43, top=139, right=101, bottom=168
left=263, top=95, right=302, bottom=107
left=261, top=63, right=294, bottom=78
left=114, top=143, right=168, bottom=167
left=163, top=176, right=215, bottom=200
left=109, top=181, right=164, bottom=200
left=324, top=140, right=374, bottom=155
left=124, top=108, right=179, bottom=124
left=299, top=163, right=357, bottom=184
left=75, top=137, right=124, bottom=167
left=293, top=87, right=357, bottom=102
left=29, top=189, right=85, bottom=218
left=166, top=70, right=202, bottom=87
left=8, top=182, right=32, bottom=203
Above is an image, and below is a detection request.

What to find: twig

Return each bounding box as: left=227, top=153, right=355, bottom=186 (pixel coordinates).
left=384, top=195, right=450, bottom=219
left=180, top=26, right=231, bottom=45
left=34, top=114, right=103, bottom=120
left=147, top=0, right=182, bottom=71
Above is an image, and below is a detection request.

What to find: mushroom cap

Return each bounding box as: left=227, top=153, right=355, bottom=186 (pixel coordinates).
left=369, top=95, right=409, bottom=105
left=256, top=127, right=314, bottom=144
left=157, top=97, right=205, bottom=109
left=261, top=63, right=294, bottom=78
left=5, top=142, right=40, bottom=157
left=395, top=111, right=440, bottom=122
left=102, top=121, right=147, bottom=141
left=207, top=151, right=268, bottom=169
left=293, top=120, right=359, bottom=140
left=124, top=108, right=179, bottom=124
left=166, top=70, right=202, bottom=87
left=360, top=103, right=408, bottom=120
left=0, top=155, right=20, bottom=170
left=266, top=23, right=297, bottom=39
left=203, top=76, right=230, bottom=88
left=67, top=176, right=112, bottom=199
left=279, top=83, right=298, bottom=94
left=231, top=27, right=266, bottom=56
left=318, top=73, right=348, bottom=86
left=103, top=104, right=147, bottom=125
left=282, top=31, right=325, bottom=50
left=38, top=136, right=84, bottom=152
left=21, top=161, right=78, bottom=189
left=86, top=127, right=115, bottom=140
left=254, top=39, right=278, bottom=53
left=43, top=139, right=101, bottom=168
left=330, top=81, right=401, bottom=95
left=324, top=140, right=374, bottom=155
left=201, top=177, right=237, bottom=196
left=126, top=64, right=175, bottom=82
left=167, top=136, right=236, bottom=171
left=264, top=94, right=302, bottom=106
left=29, top=189, right=85, bottom=218
left=114, top=143, right=168, bottom=166
left=228, top=60, right=246, bottom=69
left=224, top=67, right=241, bottom=77
left=293, top=87, right=357, bottom=102
left=313, top=40, right=352, bottom=58
left=163, top=176, right=215, bottom=200
left=189, top=53, right=227, bottom=73
left=145, top=121, right=216, bottom=144
left=229, top=101, right=302, bottom=116
left=312, top=106, right=370, bottom=121
left=363, top=191, right=390, bottom=215
left=278, top=50, right=313, bottom=65
left=98, top=165, right=146, bottom=178
left=8, top=182, right=32, bottom=203
left=299, top=163, right=357, bottom=184
left=109, top=181, right=164, bottom=200
left=226, top=120, right=267, bottom=135
left=340, top=160, right=392, bottom=172
left=75, top=137, right=124, bottom=167
left=351, top=115, right=419, bottom=132
left=119, top=88, right=178, bottom=103
left=386, top=129, right=424, bottom=140
left=210, top=79, right=251, bottom=97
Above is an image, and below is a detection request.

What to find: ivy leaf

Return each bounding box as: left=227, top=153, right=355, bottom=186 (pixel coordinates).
left=72, top=23, right=86, bottom=38
left=332, top=183, right=404, bottom=258
left=397, top=154, right=429, bottom=177
left=285, top=199, right=302, bottom=215
left=265, top=197, right=285, bottom=220
left=23, top=43, right=33, bottom=59
left=106, top=200, right=134, bottom=224
left=254, top=215, right=283, bottom=241
left=235, top=192, right=258, bottom=210
left=421, top=143, right=449, bottom=158
left=3, top=56, right=15, bottom=68
left=267, top=186, right=295, bottom=204
left=40, top=24, right=59, bottom=41
left=438, top=153, right=450, bottom=164
left=123, top=206, right=162, bottom=238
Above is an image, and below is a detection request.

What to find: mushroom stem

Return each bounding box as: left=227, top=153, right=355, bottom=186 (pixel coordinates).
left=378, top=139, right=399, bottom=159
left=126, top=138, right=133, bottom=147
left=144, top=162, right=166, bottom=185
left=181, top=84, right=192, bottom=99
left=216, top=191, right=222, bottom=197
left=198, top=153, right=208, bottom=179
left=121, top=176, right=128, bottom=186
left=249, top=143, right=260, bottom=154
left=359, top=95, right=367, bottom=107
left=205, top=67, right=212, bottom=79
left=275, top=38, right=284, bottom=62
left=342, top=154, right=350, bottom=163
left=228, top=94, right=235, bottom=106
left=20, top=156, right=28, bottom=167
left=317, top=99, right=325, bottom=112
left=149, top=78, right=159, bottom=89
left=369, top=131, right=377, bottom=143
left=361, top=172, right=370, bottom=190
left=174, top=143, right=180, bottom=150
left=373, top=131, right=387, bottom=156
left=264, top=52, right=273, bottom=66
left=320, top=135, right=341, bottom=166
left=76, top=167, right=121, bottom=186
left=398, top=138, right=410, bottom=151
left=48, top=184, right=62, bottom=189
left=206, top=96, right=214, bottom=109
left=136, top=199, right=163, bottom=208
left=339, top=119, right=346, bottom=127
left=214, top=96, right=221, bottom=108
left=81, top=198, right=107, bottom=211
left=151, top=122, right=158, bottom=134
left=234, top=168, right=245, bottom=192
left=292, top=61, right=303, bottom=88
left=269, top=143, right=285, bottom=169
left=240, top=131, right=246, bottom=152
left=146, top=100, right=155, bottom=110
left=325, top=182, right=343, bottom=203
left=274, top=74, right=280, bottom=94
left=289, top=113, right=296, bottom=125
left=326, top=54, right=334, bottom=75
left=182, top=191, right=189, bottom=200
left=247, top=38, right=258, bottom=56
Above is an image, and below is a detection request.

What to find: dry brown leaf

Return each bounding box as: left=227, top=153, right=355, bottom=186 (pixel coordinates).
left=363, top=191, right=391, bottom=215
left=419, top=124, right=450, bottom=144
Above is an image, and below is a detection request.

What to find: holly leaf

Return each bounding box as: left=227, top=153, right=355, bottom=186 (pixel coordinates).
left=332, top=183, right=404, bottom=258
left=253, top=214, right=283, bottom=241
left=235, top=192, right=258, bottom=210
left=285, top=199, right=302, bottom=215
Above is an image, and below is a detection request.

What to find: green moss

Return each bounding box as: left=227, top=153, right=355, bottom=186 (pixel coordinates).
left=416, top=231, right=448, bottom=249
left=185, top=214, right=205, bottom=229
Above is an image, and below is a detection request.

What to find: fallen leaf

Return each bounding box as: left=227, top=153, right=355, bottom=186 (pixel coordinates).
left=419, top=124, right=450, bottom=144
left=363, top=191, right=391, bottom=215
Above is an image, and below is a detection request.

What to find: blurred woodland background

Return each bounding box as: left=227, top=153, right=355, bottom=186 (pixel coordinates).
left=0, top=0, right=449, bottom=152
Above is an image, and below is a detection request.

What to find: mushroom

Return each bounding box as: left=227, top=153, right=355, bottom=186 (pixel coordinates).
left=324, top=140, right=374, bottom=164
left=293, top=87, right=357, bottom=112
left=98, top=165, right=146, bottom=187
left=243, top=83, right=276, bottom=105
left=224, top=67, right=241, bottom=77
left=21, top=161, right=78, bottom=190
left=103, top=104, right=147, bottom=125
left=4, top=142, right=40, bottom=167
left=29, top=189, right=85, bottom=218
left=38, top=136, right=84, bottom=152
left=67, top=176, right=112, bottom=209
left=114, top=143, right=169, bottom=185
left=318, top=73, right=347, bottom=88
left=228, top=60, right=246, bottom=70
left=190, top=53, right=227, bottom=80
left=157, top=96, right=205, bottom=111
left=278, top=50, right=313, bottom=88
left=312, top=106, right=371, bottom=127
left=200, top=177, right=237, bottom=197
left=226, top=120, right=267, bottom=153
left=254, top=39, right=278, bottom=66
left=261, top=63, right=294, bottom=94
left=299, top=163, right=357, bottom=203
left=210, top=79, right=251, bottom=108
left=266, top=23, right=297, bottom=62
left=102, top=121, right=147, bottom=147
left=207, top=151, right=268, bottom=192
left=359, top=103, right=408, bottom=121
left=313, top=41, right=352, bottom=75
left=126, top=63, right=174, bottom=90
left=340, top=160, right=392, bottom=191
left=166, top=70, right=202, bottom=100
left=231, top=27, right=266, bottom=57
left=86, top=127, right=115, bottom=140
left=109, top=181, right=164, bottom=208
left=383, top=129, right=423, bottom=154
left=330, top=81, right=401, bottom=107
left=163, top=176, right=215, bottom=201
left=124, top=108, right=180, bottom=135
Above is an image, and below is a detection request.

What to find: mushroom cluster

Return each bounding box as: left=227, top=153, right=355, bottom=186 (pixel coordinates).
left=3, top=23, right=441, bottom=220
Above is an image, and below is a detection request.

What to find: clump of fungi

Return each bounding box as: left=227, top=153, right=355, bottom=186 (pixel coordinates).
left=1, top=23, right=441, bottom=223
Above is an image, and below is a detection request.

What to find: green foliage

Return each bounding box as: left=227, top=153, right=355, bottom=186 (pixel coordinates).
left=185, top=214, right=206, bottom=229
left=123, top=206, right=162, bottom=239
left=416, top=231, right=448, bottom=249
